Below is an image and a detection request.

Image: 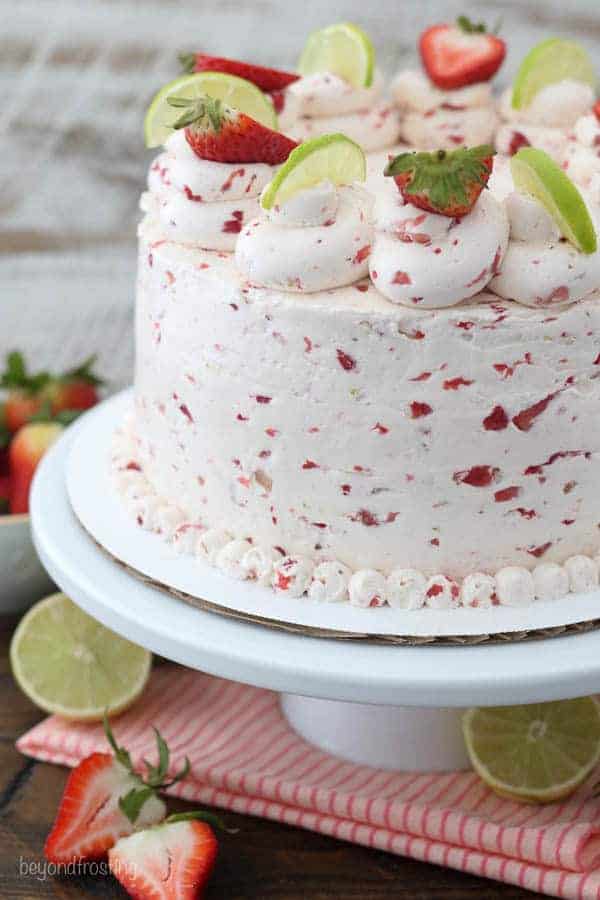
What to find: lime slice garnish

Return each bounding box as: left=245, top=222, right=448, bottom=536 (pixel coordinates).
left=511, top=147, right=597, bottom=254
left=463, top=698, right=600, bottom=804
left=512, top=38, right=596, bottom=110
left=10, top=593, right=152, bottom=721
left=144, top=71, right=277, bottom=148
left=260, top=133, right=366, bottom=210
left=298, top=22, right=375, bottom=88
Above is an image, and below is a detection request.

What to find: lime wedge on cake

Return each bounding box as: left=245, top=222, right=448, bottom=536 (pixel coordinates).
left=298, top=22, right=375, bottom=88
left=463, top=699, right=600, bottom=803
left=260, top=133, right=366, bottom=210
left=10, top=593, right=152, bottom=720
left=511, top=147, right=597, bottom=254
left=144, top=71, right=278, bottom=148
left=511, top=38, right=596, bottom=110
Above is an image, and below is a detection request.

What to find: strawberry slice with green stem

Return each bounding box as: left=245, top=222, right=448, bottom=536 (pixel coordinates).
left=385, top=145, right=495, bottom=218
left=179, top=52, right=299, bottom=93
left=168, top=93, right=298, bottom=164
left=44, top=717, right=190, bottom=865
left=420, top=16, right=506, bottom=90
left=109, top=811, right=231, bottom=900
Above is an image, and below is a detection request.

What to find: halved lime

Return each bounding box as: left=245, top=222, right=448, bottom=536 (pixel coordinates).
left=144, top=71, right=277, bottom=148
left=463, top=698, right=600, bottom=804
left=512, top=38, right=596, bottom=110
left=261, top=133, right=366, bottom=210
left=511, top=147, right=597, bottom=254
left=298, top=22, right=375, bottom=88
left=10, top=593, right=152, bottom=721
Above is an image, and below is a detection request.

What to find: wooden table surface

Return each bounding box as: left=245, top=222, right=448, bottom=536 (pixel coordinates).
left=0, top=619, right=544, bottom=900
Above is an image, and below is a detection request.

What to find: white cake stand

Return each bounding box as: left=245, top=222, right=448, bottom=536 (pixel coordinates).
left=30, top=417, right=600, bottom=773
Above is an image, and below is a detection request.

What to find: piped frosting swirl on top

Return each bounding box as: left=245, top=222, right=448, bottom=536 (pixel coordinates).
left=496, top=82, right=596, bottom=163
left=562, top=112, right=600, bottom=202
left=235, top=182, right=374, bottom=292
left=392, top=69, right=498, bottom=150
left=490, top=191, right=600, bottom=308
left=144, top=129, right=274, bottom=250
left=288, top=70, right=400, bottom=152
left=369, top=189, right=509, bottom=308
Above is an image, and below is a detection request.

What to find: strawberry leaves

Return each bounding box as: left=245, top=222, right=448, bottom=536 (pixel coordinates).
left=0, top=351, right=51, bottom=394
left=168, top=94, right=229, bottom=133
left=385, top=145, right=495, bottom=218
left=104, top=715, right=191, bottom=824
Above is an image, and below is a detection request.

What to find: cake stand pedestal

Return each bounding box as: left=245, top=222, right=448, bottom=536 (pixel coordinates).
left=30, top=424, right=600, bottom=773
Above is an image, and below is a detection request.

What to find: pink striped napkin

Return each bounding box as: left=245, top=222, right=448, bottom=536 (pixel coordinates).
left=17, top=666, right=600, bottom=899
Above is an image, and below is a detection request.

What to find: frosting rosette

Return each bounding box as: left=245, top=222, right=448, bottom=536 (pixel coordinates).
left=562, top=111, right=600, bottom=202
left=490, top=190, right=600, bottom=308
left=235, top=181, right=374, bottom=292
left=369, top=146, right=509, bottom=308
left=144, top=129, right=275, bottom=250
left=288, top=71, right=400, bottom=153
left=369, top=189, right=508, bottom=308
left=496, top=81, right=596, bottom=163
left=392, top=70, right=498, bottom=150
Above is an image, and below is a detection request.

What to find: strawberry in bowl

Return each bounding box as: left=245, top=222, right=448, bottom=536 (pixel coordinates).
left=391, top=16, right=505, bottom=150
left=0, top=351, right=103, bottom=614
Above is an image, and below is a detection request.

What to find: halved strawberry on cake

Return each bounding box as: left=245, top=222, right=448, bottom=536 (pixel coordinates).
left=391, top=16, right=505, bottom=151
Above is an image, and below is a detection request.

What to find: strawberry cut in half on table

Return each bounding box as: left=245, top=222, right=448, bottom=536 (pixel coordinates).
left=420, top=16, right=506, bottom=90
left=45, top=717, right=190, bottom=865
left=179, top=52, right=299, bottom=93
left=385, top=145, right=495, bottom=218
left=109, top=812, right=222, bottom=900
left=168, top=93, right=298, bottom=164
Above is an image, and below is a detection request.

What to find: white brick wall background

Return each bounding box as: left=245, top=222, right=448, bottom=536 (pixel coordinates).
left=1, top=0, right=599, bottom=387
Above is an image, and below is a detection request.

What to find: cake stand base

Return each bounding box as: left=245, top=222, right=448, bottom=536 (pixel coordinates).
left=281, top=695, right=469, bottom=771
left=30, top=414, right=600, bottom=776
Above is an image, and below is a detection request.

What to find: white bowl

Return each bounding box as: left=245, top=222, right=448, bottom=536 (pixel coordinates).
left=0, top=514, right=55, bottom=616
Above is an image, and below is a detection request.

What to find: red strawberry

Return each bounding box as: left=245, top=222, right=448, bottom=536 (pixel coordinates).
left=167, top=93, right=297, bottom=164
left=385, top=145, right=495, bottom=218
left=45, top=719, right=189, bottom=865
left=1, top=352, right=50, bottom=432
left=180, top=52, right=299, bottom=92
left=420, top=16, right=506, bottom=90
left=109, top=814, right=218, bottom=900
left=43, top=355, right=103, bottom=416
left=9, top=421, right=63, bottom=514
left=593, top=100, right=600, bottom=122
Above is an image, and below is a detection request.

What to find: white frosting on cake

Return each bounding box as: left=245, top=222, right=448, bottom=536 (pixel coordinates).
left=562, top=113, right=600, bottom=202
left=288, top=70, right=401, bottom=152
left=496, top=82, right=596, bottom=163
left=143, top=129, right=277, bottom=250
left=369, top=189, right=509, bottom=308
left=235, top=183, right=374, bottom=292
left=391, top=70, right=498, bottom=149
left=490, top=192, right=600, bottom=308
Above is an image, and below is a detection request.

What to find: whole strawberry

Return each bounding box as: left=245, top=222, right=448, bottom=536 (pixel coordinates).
left=44, top=355, right=103, bottom=416
left=0, top=351, right=51, bottom=433
left=9, top=421, right=63, bottom=514
left=420, top=16, right=506, bottom=90
left=167, top=93, right=298, bottom=164
left=179, top=52, right=299, bottom=93
left=385, top=145, right=495, bottom=218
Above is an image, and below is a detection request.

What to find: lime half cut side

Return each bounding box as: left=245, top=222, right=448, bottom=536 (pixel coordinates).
left=10, top=593, right=152, bottom=721
left=463, top=698, right=600, bottom=804
left=298, top=22, right=375, bottom=88
left=511, top=147, right=597, bottom=254
left=144, top=71, right=278, bottom=148
left=512, top=38, right=596, bottom=110
left=260, top=133, right=366, bottom=210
